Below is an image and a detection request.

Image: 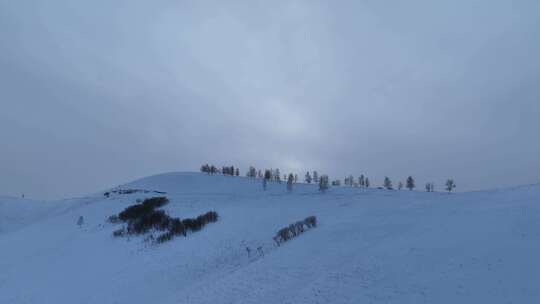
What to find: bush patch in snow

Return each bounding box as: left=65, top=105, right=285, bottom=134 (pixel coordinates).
left=104, top=189, right=167, bottom=198
left=109, top=197, right=218, bottom=244
left=273, top=216, right=317, bottom=246
left=156, top=211, right=219, bottom=243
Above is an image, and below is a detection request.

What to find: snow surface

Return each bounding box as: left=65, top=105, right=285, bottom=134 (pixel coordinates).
left=1, top=172, right=540, bottom=303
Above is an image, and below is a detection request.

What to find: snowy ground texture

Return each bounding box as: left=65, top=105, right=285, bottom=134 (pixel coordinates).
left=1, top=172, right=540, bottom=304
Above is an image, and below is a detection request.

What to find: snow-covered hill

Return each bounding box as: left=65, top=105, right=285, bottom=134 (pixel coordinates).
left=1, top=172, right=539, bottom=303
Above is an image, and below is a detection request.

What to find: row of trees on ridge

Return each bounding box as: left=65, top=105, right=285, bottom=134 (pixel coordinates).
left=201, top=164, right=456, bottom=193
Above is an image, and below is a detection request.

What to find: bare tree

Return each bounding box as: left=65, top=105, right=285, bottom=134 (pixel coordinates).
left=287, top=173, right=294, bottom=192
left=359, top=175, right=365, bottom=187
left=344, top=175, right=354, bottom=186
left=319, top=175, right=329, bottom=193
left=406, top=176, right=415, bottom=191
left=305, top=171, right=312, bottom=184
left=384, top=177, right=393, bottom=190
left=275, top=168, right=281, bottom=183
left=264, top=169, right=272, bottom=181
left=246, top=166, right=257, bottom=178
left=445, top=179, right=456, bottom=193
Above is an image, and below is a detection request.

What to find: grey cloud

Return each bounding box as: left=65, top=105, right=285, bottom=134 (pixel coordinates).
left=1, top=0, right=539, bottom=198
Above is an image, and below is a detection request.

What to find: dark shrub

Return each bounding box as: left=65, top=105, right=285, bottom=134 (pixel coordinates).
left=304, top=216, right=317, bottom=228
left=203, top=211, right=218, bottom=223
left=156, top=232, right=174, bottom=243
left=288, top=224, right=297, bottom=237
left=178, top=211, right=219, bottom=235
left=182, top=218, right=202, bottom=232
left=118, top=203, right=153, bottom=222
left=113, top=227, right=125, bottom=237
left=196, top=215, right=207, bottom=226
left=169, top=218, right=186, bottom=236
left=295, top=221, right=305, bottom=234
left=117, top=197, right=169, bottom=222
left=278, top=227, right=290, bottom=242
left=109, top=189, right=167, bottom=196
left=275, top=216, right=317, bottom=245
left=142, top=197, right=169, bottom=209
left=109, top=196, right=218, bottom=244
left=127, top=210, right=170, bottom=235
left=195, top=211, right=218, bottom=226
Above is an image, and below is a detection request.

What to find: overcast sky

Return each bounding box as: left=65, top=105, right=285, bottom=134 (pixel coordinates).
left=1, top=0, right=539, bottom=199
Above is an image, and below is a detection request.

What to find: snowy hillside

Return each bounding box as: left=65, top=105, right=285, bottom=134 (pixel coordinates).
left=1, top=172, right=540, bottom=303
left=0, top=196, right=70, bottom=234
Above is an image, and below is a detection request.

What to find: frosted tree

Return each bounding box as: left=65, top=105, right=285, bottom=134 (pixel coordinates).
left=247, top=166, right=257, bottom=178
left=383, top=177, right=393, bottom=190
left=235, top=168, right=240, bottom=176
left=425, top=182, right=434, bottom=192
left=365, top=177, right=370, bottom=188
left=264, top=169, right=272, bottom=180
left=294, top=174, right=298, bottom=183
left=305, top=172, right=312, bottom=184
left=319, top=175, right=329, bottom=193
left=406, top=176, right=415, bottom=191
left=313, top=171, right=319, bottom=183
left=347, top=175, right=354, bottom=186
left=359, top=175, right=365, bottom=187
left=287, top=173, right=294, bottom=192
left=398, top=181, right=403, bottom=190
left=201, top=163, right=219, bottom=174
left=275, top=169, right=281, bottom=183
left=445, top=179, right=456, bottom=193
left=267, top=169, right=272, bottom=180
left=262, top=170, right=272, bottom=190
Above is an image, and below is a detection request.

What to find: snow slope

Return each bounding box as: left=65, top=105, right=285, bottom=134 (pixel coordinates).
left=1, top=172, right=540, bottom=303
left=0, top=195, right=68, bottom=234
